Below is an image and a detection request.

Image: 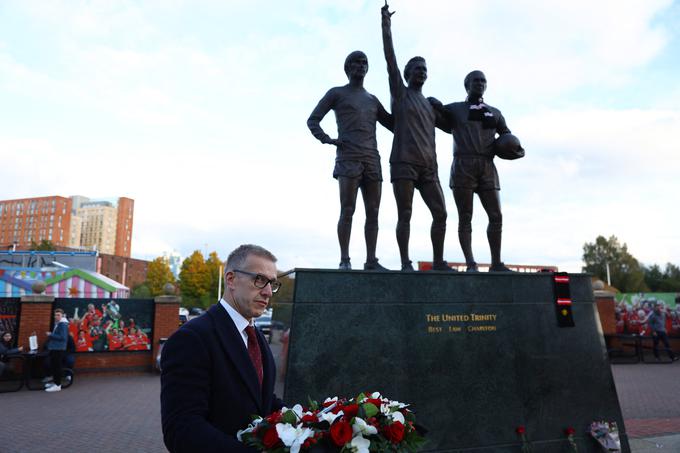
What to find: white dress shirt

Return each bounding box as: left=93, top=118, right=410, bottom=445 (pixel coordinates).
left=220, top=298, right=251, bottom=348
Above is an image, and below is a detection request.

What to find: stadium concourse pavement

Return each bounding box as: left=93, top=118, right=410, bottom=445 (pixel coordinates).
left=0, top=364, right=679, bottom=453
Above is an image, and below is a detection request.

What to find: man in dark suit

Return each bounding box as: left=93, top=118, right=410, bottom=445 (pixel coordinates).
left=161, top=244, right=285, bottom=452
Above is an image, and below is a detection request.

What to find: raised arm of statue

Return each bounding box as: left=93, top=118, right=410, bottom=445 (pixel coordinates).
left=381, top=1, right=402, bottom=98
left=307, top=89, right=339, bottom=145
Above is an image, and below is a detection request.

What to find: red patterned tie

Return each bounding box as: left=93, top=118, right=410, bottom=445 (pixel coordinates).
left=245, top=325, right=263, bottom=387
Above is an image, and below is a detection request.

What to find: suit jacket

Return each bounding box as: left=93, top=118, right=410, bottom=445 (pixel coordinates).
left=161, top=304, right=284, bottom=453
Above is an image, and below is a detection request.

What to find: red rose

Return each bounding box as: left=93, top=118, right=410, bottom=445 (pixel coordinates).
left=302, top=413, right=318, bottom=424
left=267, top=411, right=283, bottom=424
left=565, top=427, right=576, bottom=436
left=366, top=398, right=382, bottom=407
left=516, top=426, right=526, bottom=435
left=323, top=399, right=337, bottom=408
left=330, top=420, right=353, bottom=446
left=384, top=421, right=405, bottom=443
left=263, top=426, right=280, bottom=449
left=343, top=404, right=359, bottom=419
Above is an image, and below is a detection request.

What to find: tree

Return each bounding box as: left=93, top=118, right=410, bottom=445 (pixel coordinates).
left=582, top=235, right=648, bottom=292
left=644, top=264, right=664, bottom=292
left=30, top=240, right=55, bottom=251
left=272, top=275, right=295, bottom=304
left=146, top=257, right=176, bottom=296
left=644, top=263, right=680, bottom=292
left=179, top=250, right=211, bottom=307
left=205, top=251, right=223, bottom=303
left=131, top=283, right=152, bottom=298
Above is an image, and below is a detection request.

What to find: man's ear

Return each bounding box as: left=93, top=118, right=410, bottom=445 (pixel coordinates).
left=225, top=270, right=236, bottom=290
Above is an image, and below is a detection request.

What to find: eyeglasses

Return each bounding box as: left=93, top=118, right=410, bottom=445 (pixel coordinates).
left=233, top=269, right=282, bottom=293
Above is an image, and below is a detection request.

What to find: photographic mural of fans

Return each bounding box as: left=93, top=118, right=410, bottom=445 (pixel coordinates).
left=0, top=298, right=20, bottom=346
left=53, top=298, right=154, bottom=353
left=614, top=292, right=680, bottom=336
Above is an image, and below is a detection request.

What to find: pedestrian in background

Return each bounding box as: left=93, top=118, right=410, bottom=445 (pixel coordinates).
left=45, top=308, right=69, bottom=392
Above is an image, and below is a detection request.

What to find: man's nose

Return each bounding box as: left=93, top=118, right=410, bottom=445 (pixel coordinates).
left=260, top=284, right=273, bottom=297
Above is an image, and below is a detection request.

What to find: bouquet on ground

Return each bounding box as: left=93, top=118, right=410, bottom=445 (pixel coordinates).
left=589, top=421, right=620, bottom=452
left=237, top=391, right=426, bottom=452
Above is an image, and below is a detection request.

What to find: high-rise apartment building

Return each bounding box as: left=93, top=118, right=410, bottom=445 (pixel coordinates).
left=115, top=197, right=134, bottom=257
left=0, top=195, right=134, bottom=257
left=78, top=201, right=119, bottom=255
left=0, top=196, right=73, bottom=249
left=162, top=250, right=183, bottom=278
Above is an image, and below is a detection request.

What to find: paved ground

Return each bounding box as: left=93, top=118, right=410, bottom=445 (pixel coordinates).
left=0, top=373, right=165, bottom=453
left=0, top=363, right=678, bottom=452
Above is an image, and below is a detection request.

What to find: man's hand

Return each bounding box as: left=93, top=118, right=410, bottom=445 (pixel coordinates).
left=428, top=97, right=443, bottom=108
left=18, top=346, right=24, bottom=352
left=381, top=1, right=395, bottom=23
left=45, top=332, right=51, bottom=336
left=321, top=136, right=342, bottom=146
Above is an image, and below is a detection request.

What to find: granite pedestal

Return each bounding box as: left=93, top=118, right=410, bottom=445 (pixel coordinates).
left=271, top=269, right=630, bottom=452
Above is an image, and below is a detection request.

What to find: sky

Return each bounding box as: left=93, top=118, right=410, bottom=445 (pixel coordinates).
left=1, top=0, right=679, bottom=273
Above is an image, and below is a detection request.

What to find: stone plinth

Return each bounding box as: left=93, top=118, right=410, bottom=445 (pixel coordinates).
left=276, top=270, right=630, bottom=452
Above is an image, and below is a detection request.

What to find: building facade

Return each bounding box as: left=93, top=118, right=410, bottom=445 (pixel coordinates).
left=1, top=195, right=134, bottom=258
left=162, top=250, right=183, bottom=279
left=115, top=197, right=134, bottom=257
left=97, top=253, right=149, bottom=290
left=0, top=196, right=73, bottom=250
left=78, top=201, right=118, bottom=254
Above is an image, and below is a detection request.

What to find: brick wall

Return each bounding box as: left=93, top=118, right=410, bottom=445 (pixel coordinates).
left=17, top=296, right=53, bottom=350
left=75, top=351, right=150, bottom=372
left=152, top=295, right=181, bottom=369
left=97, top=253, right=149, bottom=289
left=595, top=291, right=617, bottom=335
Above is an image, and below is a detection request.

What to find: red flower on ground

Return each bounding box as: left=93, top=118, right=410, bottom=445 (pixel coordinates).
left=330, top=420, right=353, bottom=446
left=263, top=426, right=281, bottom=449
left=384, top=421, right=405, bottom=443
left=343, top=404, right=359, bottom=419
left=565, top=427, right=576, bottom=436
left=366, top=398, right=382, bottom=407
left=516, top=425, right=526, bottom=435
left=267, top=411, right=283, bottom=424
left=301, top=413, right=318, bottom=424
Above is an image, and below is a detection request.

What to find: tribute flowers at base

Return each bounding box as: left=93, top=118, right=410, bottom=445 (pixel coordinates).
left=237, top=391, right=426, bottom=452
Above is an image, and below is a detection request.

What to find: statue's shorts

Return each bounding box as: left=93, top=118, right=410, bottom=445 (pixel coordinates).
left=390, top=162, right=440, bottom=190
left=450, top=156, right=500, bottom=192
left=333, top=160, right=383, bottom=182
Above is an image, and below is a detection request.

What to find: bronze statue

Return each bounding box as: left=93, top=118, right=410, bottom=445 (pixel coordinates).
left=381, top=2, right=453, bottom=272
left=430, top=70, right=523, bottom=272
left=308, top=51, right=393, bottom=270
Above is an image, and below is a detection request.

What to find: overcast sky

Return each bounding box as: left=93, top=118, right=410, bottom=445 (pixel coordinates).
left=1, top=0, right=679, bottom=273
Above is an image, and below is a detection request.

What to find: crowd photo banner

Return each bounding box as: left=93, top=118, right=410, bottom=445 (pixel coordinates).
left=53, top=298, right=154, bottom=352
left=614, top=292, right=680, bottom=336
left=0, top=298, right=21, bottom=346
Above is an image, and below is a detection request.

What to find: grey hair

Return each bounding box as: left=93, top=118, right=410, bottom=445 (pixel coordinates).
left=225, top=244, right=277, bottom=272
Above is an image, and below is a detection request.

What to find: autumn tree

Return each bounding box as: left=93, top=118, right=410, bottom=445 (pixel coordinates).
left=205, top=251, right=223, bottom=303
left=582, top=235, right=648, bottom=292
left=179, top=250, right=211, bottom=307
left=146, top=257, right=175, bottom=296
